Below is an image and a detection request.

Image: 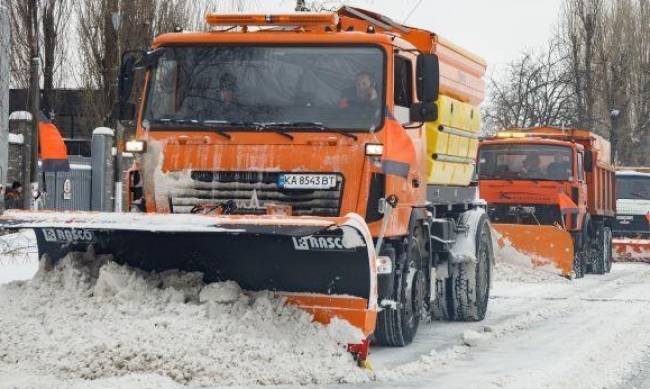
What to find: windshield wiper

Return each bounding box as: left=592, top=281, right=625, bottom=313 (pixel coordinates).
left=271, top=121, right=358, bottom=141
left=151, top=118, right=232, bottom=140
left=248, top=122, right=295, bottom=141
left=629, top=191, right=650, bottom=200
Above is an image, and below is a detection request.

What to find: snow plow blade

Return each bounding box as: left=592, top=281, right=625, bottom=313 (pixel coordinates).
left=613, top=238, right=650, bottom=263
left=0, top=210, right=377, bottom=337
left=493, top=224, right=575, bottom=276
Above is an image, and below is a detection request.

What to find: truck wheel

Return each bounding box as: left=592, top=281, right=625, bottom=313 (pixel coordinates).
left=573, top=250, right=586, bottom=278
left=431, top=277, right=452, bottom=321
left=592, top=227, right=610, bottom=275
left=603, top=227, right=612, bottom=273
left=449, top=213, right=493, bottom=321
left=374, top=229, right=426, bottom=346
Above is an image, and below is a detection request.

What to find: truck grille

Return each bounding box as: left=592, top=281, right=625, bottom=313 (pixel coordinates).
left=488, top=204, right=563, bottom=226
left=612, top=214, right=650, bottom=239
left=169, top=171, right=343, bottom=217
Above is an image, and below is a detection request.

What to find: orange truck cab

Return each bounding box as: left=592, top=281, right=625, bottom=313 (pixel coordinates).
left=478, top=127, right=616, bottom=277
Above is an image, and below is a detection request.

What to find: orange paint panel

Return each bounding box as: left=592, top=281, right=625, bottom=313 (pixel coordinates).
left=280, top=293, right=377, bottom=337
left=494, top=224, right=575, bottom=276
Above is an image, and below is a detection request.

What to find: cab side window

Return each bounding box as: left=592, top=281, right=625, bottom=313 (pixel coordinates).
left=394, top=55, right=413, bottom=123
left=577, top=152, right=585, bottom=182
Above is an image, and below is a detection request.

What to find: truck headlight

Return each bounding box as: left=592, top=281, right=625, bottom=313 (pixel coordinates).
left=365, top=144, right=383, bottom=156
left=376, top=255, right=392, bottom=274
left=125, top=140, right=147, bottom=153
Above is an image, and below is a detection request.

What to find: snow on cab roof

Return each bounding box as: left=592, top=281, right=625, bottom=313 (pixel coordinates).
left=617, top=170, right=650, bottom=177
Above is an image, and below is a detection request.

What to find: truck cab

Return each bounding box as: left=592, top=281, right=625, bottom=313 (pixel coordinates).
left=613, top=171, right=650, bottom=239
left=478, top=136, right=587, bottom=232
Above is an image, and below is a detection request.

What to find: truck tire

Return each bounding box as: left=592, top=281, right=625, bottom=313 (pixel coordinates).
left=374, top=228, right=426, bottom=346
left=431, top=277, right=452, bottom=321
left=592, top=226, right=611, bottom=275
left=603, top=227, right=613, bottom=273
left=448, top=212, right=493, bottom=321
left=573, top=250, right=586, bottom=278
left=572, top=229, right=588, bottom=279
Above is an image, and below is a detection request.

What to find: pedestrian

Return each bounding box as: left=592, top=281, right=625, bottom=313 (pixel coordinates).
left=4, top=181, right=23, bottom=209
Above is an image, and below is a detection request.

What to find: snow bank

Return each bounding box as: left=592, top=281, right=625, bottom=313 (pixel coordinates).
left=0, top=253, right=369, bottom=386
left=495, top=262, right=570, bottom=284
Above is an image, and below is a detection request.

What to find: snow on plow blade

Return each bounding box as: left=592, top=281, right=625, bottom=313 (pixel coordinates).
left=493, top=224, right=575, bottom=276
left=613, top=238, right=650, bottom=263
left=0, top=210, right=377, bottom=336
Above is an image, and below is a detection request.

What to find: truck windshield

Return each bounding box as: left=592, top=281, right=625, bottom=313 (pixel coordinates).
left=478, top=144, right=574, bottom=181
left=143, top=46, right=385, bottom=131
left=617, top=176, right=650, bottom=200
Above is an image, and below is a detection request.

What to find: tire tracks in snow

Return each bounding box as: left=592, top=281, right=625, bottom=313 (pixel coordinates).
left=369, top=264, right=650, bottom=385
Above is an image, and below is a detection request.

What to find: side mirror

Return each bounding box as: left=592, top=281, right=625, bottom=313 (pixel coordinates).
left=118, top=53, right=138, bottom=105
left=584, top=152, right=593, bottom=173
left=409, top=102, right=438, bottom=122
left=115, top=52, right=138, bottom=123
left=416, top=54, right=440, bottom=103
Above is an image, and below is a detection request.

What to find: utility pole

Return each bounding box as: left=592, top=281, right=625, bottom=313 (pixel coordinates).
left=0, top=5, right=9, bottom=211
left=28, top=58, right=40, bottom=210
left=25, top=2, right=40, bottom=210
left=112, top=11, right=124, bottom=212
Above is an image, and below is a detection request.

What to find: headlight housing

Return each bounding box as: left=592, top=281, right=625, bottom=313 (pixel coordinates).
left=365, top=144, right=383, bottom=156
left=125, top=140, right=147, bottom=153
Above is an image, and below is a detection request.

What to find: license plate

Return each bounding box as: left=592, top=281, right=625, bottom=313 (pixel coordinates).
left=278, top=174, right=337, bottom=189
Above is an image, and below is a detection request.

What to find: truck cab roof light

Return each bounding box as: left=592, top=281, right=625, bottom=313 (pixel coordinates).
left=496, top=132, right=527, bottom=138
left=206, top=13, right=339, bottom=27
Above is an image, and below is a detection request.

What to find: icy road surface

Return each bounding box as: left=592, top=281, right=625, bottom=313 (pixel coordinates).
left=1, top=231, right=650, bottom=388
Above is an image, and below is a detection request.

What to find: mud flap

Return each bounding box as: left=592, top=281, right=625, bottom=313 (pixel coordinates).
left=0, top=210, right=378, bottom=338
left=493, top=224, right=575, bottom=276
left=613, top=238, right=650, bottom=263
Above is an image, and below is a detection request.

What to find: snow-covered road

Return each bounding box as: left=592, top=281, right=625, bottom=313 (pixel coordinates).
left=363, top=263, right=650, bottom=389
left=1, top=231, right=650, bottom=388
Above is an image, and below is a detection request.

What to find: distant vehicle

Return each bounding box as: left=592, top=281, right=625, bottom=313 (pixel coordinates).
left=63, top=139, right=91, bottom=157
left=478, top=128, right=616, bottom=277
left=612, top=169, right=650, bottom=262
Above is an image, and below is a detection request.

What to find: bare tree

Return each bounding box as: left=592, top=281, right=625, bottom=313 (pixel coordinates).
left=486, top=0, right=650, bottom=165
left=560, top=0, right=604, bottom=130
left=483, top=40, right=575, bottom=134
left=7, top=0, right=74, bottom=111
left=76, top=0, right=188, bottom=130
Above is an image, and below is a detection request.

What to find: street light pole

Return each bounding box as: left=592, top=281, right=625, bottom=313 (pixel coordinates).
left=28, top=57, right=40, bottom=210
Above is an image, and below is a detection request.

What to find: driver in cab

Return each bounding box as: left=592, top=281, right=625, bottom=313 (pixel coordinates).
left=339, top=71, right=379, bottom=109
left=521, top=154, right=544, bottom=177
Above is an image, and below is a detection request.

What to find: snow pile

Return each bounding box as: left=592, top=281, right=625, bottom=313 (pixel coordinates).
left=495, top=262, right=570, bottom=284
left=0, top=253, right=369, bottom=386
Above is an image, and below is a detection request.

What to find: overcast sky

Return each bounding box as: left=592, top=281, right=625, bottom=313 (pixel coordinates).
left=251, top=0, right=565, bottom=74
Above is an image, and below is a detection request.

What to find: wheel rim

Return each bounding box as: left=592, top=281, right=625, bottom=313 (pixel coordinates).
left=477, top=226, right=490, bottom=311
left=403, top=262, right=425, bottom=330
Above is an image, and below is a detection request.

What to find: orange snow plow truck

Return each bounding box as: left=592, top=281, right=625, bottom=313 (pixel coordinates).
left=478, top=128, right=616, bottom=278
left=0, top=8, right=494, bottom=361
